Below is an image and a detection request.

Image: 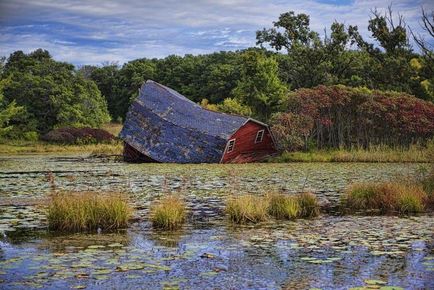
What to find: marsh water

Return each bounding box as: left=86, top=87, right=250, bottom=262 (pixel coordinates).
left=0, top=154, right=433, bottom=289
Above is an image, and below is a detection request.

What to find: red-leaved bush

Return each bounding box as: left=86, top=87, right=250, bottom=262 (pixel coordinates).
left=271, top=85, right=434, bottom=149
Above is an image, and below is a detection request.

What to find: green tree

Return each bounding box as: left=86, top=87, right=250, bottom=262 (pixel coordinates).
left=0, top=78, right=23, bottom=137
left=85, top=63, right=121, bottom=121
left=2, top=49, right=110, bottom=134
left=116, top=58, right=156, bottom=119
left=217, top=98, right=252, bottom=117
left=232, top=50, right=287, bottom=120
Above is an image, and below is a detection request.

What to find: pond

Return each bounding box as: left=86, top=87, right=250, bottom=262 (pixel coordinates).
left=0, top=155, right=433, bottom=289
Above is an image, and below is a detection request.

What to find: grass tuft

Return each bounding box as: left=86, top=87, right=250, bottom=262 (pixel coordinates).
left=342, top=182, right=427, bottom=214
left=150, top=196, right=186, bottom=230
left=268, top=192, right=320, bottom=219
left=268, top=193, right=299, bottom=219
left=47, top=191, right=132, bottom=232
left=296, top=192, right=320, bottom=218
left=225, top=195, right=269, bottom=224
left=268, top=144, right=432, bottom=163
left=227, top=192, right=320, bottom=223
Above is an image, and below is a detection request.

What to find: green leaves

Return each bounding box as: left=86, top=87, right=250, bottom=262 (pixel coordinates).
left=1, top=50, right=110, bottom=135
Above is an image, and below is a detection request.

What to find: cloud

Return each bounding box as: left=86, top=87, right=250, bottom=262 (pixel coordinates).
left=0, top=0, right=433, bottom=65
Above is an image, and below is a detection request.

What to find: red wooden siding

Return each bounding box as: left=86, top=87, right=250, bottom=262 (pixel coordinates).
left=221, top=120, right=277, bottom=163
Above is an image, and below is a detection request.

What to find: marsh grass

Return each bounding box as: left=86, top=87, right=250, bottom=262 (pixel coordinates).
left=0, top=140, right=123, bottom=155
left=268, top=194, right=299, bottom=219
left=268, top=192, right=320, bottom=220
left=296, top=192, right=320, bottom=218
left=226, top=195, right=269, bottom=224
left=150, top=196, right=186, bottom=230
left=47, top=191, right=132, bottom=232
left=227, top=192, right=320, bottom=223
left=270, top=144, right=432, bottom=163
left=343, top=182, right=427, bottom=214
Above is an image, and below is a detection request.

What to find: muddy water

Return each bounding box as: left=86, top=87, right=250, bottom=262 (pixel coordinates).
left=0, top=155, right=433, bottom=289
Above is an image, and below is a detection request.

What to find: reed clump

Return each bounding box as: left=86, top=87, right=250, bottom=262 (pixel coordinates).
left=150, top=196, right=186, bottom=230
left=296, top=192, right=321, bottom=218
left=268, top=192, right=320, bottom=219
left=342, top=182, right=427, bottom=214
left=226, top=192, right=320, bottom=224
left=268, top=194, right=299, bottom=219
left=225, top=195, right=269, bottom=224
left=47, top=191, right=133, bottom=232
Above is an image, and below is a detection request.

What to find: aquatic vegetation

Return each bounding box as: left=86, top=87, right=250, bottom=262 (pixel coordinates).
left=296, top=192, right=320, bottom=218
left=47, top=191, right=133, bottom=232
left=268, top=193, right=300, bottom=219
left=0, top=140, right=123, bottom=155
left=225, top=195, right=269, bottom=224
left=150, top=196, right=186, bottom=230
left=269, top=144, right=432, bottom=163
left=343, top=182, right=427, bottom=214
left=267, top=192, right=320, bottom=220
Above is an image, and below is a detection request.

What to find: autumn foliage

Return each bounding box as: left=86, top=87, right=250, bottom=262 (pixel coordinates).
left=272, top=85, right=434, bottom=150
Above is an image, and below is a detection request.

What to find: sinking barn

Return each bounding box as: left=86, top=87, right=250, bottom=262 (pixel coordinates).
left=119, top=80, right=277, bottom=163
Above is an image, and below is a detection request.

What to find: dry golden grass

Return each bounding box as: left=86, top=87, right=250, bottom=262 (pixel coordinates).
left=225, top=195, right=269, bottom=224
left=0, top=140, right=123, bottom=155
left=343, top=182, right=427, bottom=214
left=270, top=143, right=432, bottom=163
left=268, top=192, right=320, bottom=220
left=150, top=196, right=187, bottom=230
left=296, top=192, right=320, bottom=217
left=47, top=191, right=133, bottom=232
left=268, top=193, right=299, bottom=219
left=226, top=192, right=320, bottom=224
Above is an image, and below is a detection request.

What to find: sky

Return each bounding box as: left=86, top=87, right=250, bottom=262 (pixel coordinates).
left=0, top=0, right=433, bottom=66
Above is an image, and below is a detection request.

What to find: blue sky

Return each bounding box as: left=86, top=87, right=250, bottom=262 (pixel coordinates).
left=0, top=0, right=433, bottom=66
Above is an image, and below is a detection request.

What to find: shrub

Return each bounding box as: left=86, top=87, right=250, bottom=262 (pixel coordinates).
left=47, top=191, right=132, bottom=232
left=268, top=193, right=300, bottom=219
left=41, top=127, right=115, bottom=144
left=150, top=196, right=186, bottom=230
left=343, top=182, right=427, bottom=214
left=226, top=195, right=269, bottom=224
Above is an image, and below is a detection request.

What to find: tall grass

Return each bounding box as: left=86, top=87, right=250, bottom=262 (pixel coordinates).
left=342, top=182, right=427, bottom=214
left=150, top=196, right=186, bottom=230
left=0, top=140, right=123, bottom=155
left=296, top=192, right=320, bottom=217
left=226, top=195, right=269, bottom=224
left=47, top=191, right=133, bottom=232
left=269, top=144, right=432, bottom=163
left=226, top=192, right=320, bottom=224
left=268, top=194, right=299, bottom=219
left=268, top=192, right=320, bottom=219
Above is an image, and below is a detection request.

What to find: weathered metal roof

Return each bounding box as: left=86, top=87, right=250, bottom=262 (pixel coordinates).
left=119, top=80, right=248, bottom=163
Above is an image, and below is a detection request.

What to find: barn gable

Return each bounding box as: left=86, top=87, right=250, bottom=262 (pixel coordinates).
left=119, top=80, right=248, bottom=163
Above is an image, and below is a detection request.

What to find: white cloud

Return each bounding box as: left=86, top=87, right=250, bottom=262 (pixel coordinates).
left=0, top=0, right=433, bottom=65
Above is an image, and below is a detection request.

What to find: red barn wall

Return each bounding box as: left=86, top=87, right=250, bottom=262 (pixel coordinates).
left=221, top=121, right=277, bottom=163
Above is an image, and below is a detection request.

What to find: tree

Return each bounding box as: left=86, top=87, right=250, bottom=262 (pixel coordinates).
left=232, top=50, right=287, bottom=120
left=86, top=63, right=121, bottom=121
left=0, top=78, right=23, bottom=137
left=257, top=11, right=358, bottom=89
left=410, top=8, right=434, bottom=101
left=116, top=58, right=156, bottom=120
left=2, top=49, right=110, bottom=134
left=217, top=98, right=252, bottom=117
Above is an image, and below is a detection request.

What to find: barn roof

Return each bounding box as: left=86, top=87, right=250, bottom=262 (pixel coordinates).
left=119, top=80, right=249, bottom=163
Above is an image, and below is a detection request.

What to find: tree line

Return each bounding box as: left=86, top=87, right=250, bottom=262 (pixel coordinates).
left=0, top=8, right=433, bottom=149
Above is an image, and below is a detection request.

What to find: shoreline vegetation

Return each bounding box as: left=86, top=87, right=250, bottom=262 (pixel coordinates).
left=1, top=139, right=432, bottom=163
